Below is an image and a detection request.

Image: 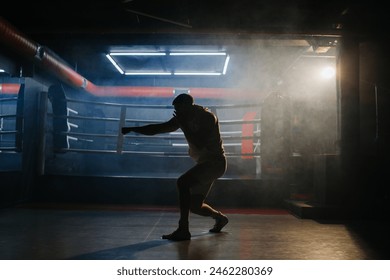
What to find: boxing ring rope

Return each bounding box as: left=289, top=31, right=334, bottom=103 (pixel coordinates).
left=49, top=97, right=262, bottom=160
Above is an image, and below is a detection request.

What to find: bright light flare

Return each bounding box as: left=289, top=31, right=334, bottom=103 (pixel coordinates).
left=321, top=66, right=335, bottom=79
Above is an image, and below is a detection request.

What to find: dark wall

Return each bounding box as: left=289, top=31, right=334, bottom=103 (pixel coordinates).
left=355, top=42, right=390, bottom=217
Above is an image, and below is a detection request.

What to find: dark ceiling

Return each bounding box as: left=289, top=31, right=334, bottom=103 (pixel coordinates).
left=1, top=0, right=388, bottom=91
left=3, top=0, right=386, bottom=35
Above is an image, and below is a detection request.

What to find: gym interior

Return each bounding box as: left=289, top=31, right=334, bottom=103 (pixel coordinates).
left=1, top=2, right=389, bottom=260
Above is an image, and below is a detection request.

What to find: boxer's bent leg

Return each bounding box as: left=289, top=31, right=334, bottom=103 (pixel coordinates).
left=188, top=159, right=229, bottom=232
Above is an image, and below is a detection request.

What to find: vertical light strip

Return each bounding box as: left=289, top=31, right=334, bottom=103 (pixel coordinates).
left=222, top=55, right=230, bottom=75
left=106, top=54, right=124, bottom=74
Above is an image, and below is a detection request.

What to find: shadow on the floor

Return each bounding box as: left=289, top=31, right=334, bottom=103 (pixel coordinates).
left=345, top=221, right=390, bottom=259
left=69, top=239, right=169, bottom=260
left=313, top=218, right=390, bottom=259
left=69, top=232, right=227, bottom=260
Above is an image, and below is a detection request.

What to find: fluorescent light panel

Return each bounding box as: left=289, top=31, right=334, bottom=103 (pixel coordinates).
left=110, top=52, right=166, bottom=56
left=222, top=55, right=230, bottom=75
left=106, top=54, right=124, bottom=74
left=106, top=51, right=230, bottom=76
left=174, top=72, right=221, bottom=76
left=169, top=52, right=226, bottom=56
left=125, top=71, right=171, bottom=75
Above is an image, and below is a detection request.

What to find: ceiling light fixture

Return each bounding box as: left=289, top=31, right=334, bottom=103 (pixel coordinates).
left=106, top=50, right=230, bottom=76
left=109, top=52, right=166, bottom=56
left=105, top=54, right=124, bottom=74
left=169, top=52, right=226, bottom=56
left=222, top=55, right=230, bottom=75
left=124, top=71, right=171, bottom=76
left=174, top=72, right=222, bottom=76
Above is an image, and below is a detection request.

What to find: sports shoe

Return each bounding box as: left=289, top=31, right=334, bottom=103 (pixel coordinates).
left=162, top=228, right=191, bottom=241
left=209, top=212, right=228, bottom=233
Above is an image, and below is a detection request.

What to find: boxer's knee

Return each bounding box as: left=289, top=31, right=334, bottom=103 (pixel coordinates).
left=189, top=194, right=204, bottom=214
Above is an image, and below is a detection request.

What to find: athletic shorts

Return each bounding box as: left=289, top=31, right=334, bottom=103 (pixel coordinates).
left=180, top=157, right=227, bottom=196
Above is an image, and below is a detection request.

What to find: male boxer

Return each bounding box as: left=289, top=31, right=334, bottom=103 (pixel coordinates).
left=122, top=94, right=228, bottom=241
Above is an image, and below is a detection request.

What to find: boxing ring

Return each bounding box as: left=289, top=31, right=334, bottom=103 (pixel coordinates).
left=46, top=92, right=263, bottom=179
left=1, top=82, right=290, bottom=207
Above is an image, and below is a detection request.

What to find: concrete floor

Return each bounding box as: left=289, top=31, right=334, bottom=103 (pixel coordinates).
left=0, top=204, right=389, bottom=260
